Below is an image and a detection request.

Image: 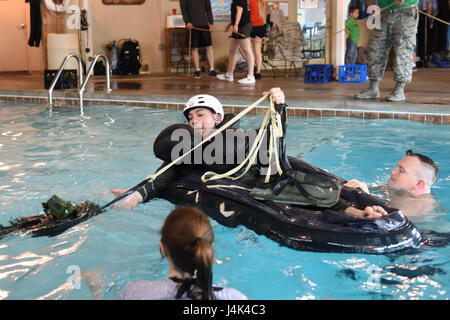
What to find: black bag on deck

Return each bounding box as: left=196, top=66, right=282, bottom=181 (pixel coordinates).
left=44, top=69, right=77, bottom=89
left=117, top=39, right=141, bottom=75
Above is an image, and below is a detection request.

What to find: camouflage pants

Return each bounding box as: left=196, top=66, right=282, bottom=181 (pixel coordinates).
left=368, top=7, right=419, bottom=83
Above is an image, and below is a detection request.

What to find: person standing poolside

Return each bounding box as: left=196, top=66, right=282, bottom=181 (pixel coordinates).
left=356, top=0, right=419, bottom=102
left=345, top=6, right=360, bottom=65
left=180, top=0, right=217, bottom=78
left=216, top=0, right=256, bottom=84
left=249, top=0, right=266, bottom=79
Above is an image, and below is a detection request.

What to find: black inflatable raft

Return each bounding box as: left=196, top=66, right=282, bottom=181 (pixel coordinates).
left=162, top=157, right=422, bottom=254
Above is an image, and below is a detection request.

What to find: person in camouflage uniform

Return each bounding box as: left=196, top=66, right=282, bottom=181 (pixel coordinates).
left=266, top=21, right=304, bottom=61
left=356, top=0, right=419, bottom=102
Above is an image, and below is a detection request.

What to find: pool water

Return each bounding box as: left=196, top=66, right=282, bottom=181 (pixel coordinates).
left=0, top=102, right=448, bottom=300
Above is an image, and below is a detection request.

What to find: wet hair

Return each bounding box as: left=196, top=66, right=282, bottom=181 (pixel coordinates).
left=160, top=207, right=215, bottom=300
left=349, top=6, right=359, bottom=15
left=406, top=150, right=439, bottom=191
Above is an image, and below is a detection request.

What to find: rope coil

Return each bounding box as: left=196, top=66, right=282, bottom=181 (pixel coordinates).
left=146, top=93, right=285, bottom=187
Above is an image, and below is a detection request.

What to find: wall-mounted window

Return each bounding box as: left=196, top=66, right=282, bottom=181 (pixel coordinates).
left=102, top=0, right=146, bottom=5
left=297, top=0, right=326, bottom=59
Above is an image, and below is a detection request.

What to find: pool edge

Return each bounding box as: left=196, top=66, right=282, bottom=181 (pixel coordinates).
left=1, top=89, right=449, bottom=125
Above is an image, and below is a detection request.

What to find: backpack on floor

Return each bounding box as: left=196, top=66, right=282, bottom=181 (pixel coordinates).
left=117, top=39, right=142, bottom=75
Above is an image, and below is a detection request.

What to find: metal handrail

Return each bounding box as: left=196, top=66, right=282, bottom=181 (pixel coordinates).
left=48, top=53, right=83, bottom=106
left=79, top=54, right=111, bottom=107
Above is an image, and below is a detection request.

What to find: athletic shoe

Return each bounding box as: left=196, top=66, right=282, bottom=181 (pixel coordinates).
left=208, top=69, right=218, bottom=77
left=254, top=73, right=262, bottom=80
left=216, top=73, right=234, bottom=81
left=194, top=70, right=201, bottom=79
left=238, top=74, right=256, bottom=84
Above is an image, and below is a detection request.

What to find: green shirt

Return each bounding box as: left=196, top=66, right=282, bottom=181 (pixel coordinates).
left=378, top=0, right=419, bottom=11
left=345, top=18, right=360, bottom=44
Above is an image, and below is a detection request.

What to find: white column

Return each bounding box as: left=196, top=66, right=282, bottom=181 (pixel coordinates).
left=331, top=0, right=350, bottom=67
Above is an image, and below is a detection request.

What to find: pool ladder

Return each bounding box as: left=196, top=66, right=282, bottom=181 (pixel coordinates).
left=47, top=53, right=112, bottom=108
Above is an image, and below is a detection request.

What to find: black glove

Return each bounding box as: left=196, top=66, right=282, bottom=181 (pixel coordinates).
left=136, top=162, right=180, bottom=202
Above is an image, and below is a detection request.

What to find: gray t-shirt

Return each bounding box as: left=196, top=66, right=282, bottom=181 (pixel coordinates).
left=118, top=278, right=248, bottom=300
left=180, top=0, right=214, bottom=26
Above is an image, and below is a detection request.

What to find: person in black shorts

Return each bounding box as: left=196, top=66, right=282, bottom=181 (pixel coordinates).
left=217, top=0, right=255, bottom=84
left=249, top=0, right=266, bottom=79
left=180, top=0, right=217, bottom=78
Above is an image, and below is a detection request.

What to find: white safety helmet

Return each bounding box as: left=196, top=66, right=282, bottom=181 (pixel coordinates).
left=183, top=94, right=224, bottom=120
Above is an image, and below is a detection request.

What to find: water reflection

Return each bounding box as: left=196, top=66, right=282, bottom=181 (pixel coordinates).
left=94, top=82, right=142, bottom=91
left=0, top=232, right=87, bottom=300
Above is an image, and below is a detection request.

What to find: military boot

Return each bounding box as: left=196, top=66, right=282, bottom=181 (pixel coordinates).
left=355, top=80, right=380, bottom=99
left=386, top=82, right=406, bottom=102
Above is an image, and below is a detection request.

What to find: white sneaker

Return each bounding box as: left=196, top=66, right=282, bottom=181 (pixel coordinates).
left=238, top=74, right=256, bottom=84
left=216, top=73, right=234, bottom=81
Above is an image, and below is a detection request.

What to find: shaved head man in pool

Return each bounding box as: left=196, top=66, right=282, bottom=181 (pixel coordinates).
left=345, top=150, right=439, bottom=217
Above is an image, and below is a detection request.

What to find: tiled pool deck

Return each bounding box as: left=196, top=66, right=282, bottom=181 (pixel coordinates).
left=1, top=68, right=449, bottom=124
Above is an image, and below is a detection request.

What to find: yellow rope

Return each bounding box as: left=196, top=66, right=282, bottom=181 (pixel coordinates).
left=201, top=95, right=285, bottom=184
left=186, top=25, right=250, bottom=77
left=201, top=96, right=273, bottom=183
left=145, top=93, right=270, bottom=182
left=188, top=29, right=192, bottom=76
left=416, top=7, right=450, bottom=26
left=187, top=26, right=212, bottom=76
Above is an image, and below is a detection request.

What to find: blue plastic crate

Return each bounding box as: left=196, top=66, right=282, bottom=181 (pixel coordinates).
left=338, top=64, right=367, bottom=83
left=304, top=64, right=333, bottom=83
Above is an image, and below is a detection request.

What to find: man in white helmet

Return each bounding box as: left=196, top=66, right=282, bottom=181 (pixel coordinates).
left=111, top=87, right=391, bottom=219
left=111, top=88, right=285, bottom=209
left=183, top=94, right=225, bottom=138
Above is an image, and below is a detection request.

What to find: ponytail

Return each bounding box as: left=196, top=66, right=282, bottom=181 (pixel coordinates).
left=161, top=207, right=216, bottom=300
left=192, top=237, right=215, bottom=300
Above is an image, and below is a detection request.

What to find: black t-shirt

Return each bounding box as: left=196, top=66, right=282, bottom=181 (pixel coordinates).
left=231, top=0, right=251, bottom=27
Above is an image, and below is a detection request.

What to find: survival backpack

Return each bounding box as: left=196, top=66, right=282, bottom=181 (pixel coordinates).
left=117, top=39, right=142, bottom=75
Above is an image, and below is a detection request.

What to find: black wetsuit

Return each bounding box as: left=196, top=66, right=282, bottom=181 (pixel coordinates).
left=26, top=0, right=42, bottom=47
left=137, top=104, right=288, bottom=203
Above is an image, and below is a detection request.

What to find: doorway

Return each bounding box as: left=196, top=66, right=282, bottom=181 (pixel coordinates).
left=0, top=0, right=30, bottom=72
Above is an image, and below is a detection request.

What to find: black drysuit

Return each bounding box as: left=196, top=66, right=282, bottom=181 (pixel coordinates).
left=137, top=105, right=288, bottom=202
left=26, top=0, right=42, bottom=47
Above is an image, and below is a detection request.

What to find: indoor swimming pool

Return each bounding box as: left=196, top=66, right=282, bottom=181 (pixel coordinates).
left=0, top=102, right=448, bottom=300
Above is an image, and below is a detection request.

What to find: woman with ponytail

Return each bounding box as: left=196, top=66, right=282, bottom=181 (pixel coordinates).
left=118, top=207, right=248, bottom=300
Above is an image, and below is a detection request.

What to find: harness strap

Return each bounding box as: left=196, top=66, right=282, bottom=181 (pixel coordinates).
left=146, top=93, right=269, bottom=182
left=200, top=96, right=285, bottom=183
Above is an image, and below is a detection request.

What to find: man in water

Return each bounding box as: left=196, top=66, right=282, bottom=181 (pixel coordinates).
left=345, top=150, right=439, bottom=217
left=111, top=88, right=286, bottom=209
